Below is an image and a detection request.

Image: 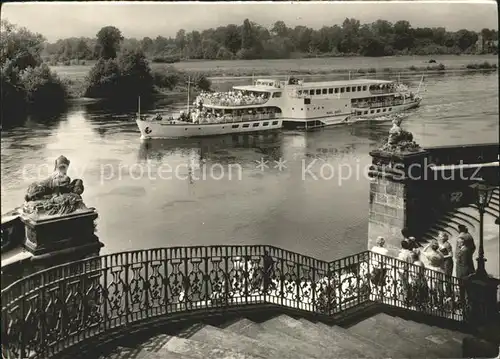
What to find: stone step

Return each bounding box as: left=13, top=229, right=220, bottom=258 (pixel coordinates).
left=188, top=324, right=285, bottom=358
left=158, top=336, right=262, bottom=359
left=347, top=315, right=431, bottom=358
left=225, top=318, right=325, bottom=358
left=139, top=348, right=196, bottom=359
left=261, top=315, right=367, bottom=358
left=395, top=315, right=471, bottom=344
left=306, top=319, right=393, bottom=358
left=372, top=313, right=464, bottom=358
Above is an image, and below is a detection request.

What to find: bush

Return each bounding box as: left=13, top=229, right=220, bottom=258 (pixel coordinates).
left=151, top=56, right=180, bottom=63
left=152, top=66, right=182, bottom=90
left=191, top=73, right=211, bottom=92
left=20, top=64, right=67, bottom=106
left=84, top=49, right=154, bottom=100
left=466, top=61, right=496, bottom=70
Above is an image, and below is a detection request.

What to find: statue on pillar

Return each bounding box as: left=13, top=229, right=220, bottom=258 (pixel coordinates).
left=380, top=117, right=422, bottom=153
left=22, top=155, right=89, bottom=217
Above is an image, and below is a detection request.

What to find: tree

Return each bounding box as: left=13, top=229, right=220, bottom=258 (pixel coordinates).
left=271, top=21, right=289, bottom=37
left=84, top=49, right=154, bottom=100
left=141, top=37, right=154, bottom=55
left=0, top=19, right=45, bottom=70
left=224, top=24, right=241, bottom=54
left=0, top=20, right=67, bottom=120
left=175, top=29, right=186, bottom=55
left=455, top=29, right=478, bottom=51
left=20, top=63, right=67, bottom=106
left=241, top=19, right=254, bottom=50
left=75, top=39, right=91, bottom=60
left=95, top=26, right=123, bottom=59
left=117, top=49, right=154, bottom=98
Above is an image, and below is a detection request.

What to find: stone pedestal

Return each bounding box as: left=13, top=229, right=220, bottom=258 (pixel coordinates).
left=367, top=149, right=429, bottom=256
left=20, top=208, right=100, bottom=256
left=463, top=274, right=500, bottom=327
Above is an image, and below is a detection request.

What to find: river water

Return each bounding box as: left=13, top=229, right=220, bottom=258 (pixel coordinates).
left=1, top=72, right=498, bottom=261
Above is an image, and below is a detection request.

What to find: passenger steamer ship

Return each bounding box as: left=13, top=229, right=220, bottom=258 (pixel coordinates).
left=136, top=76, right=423, bottom=139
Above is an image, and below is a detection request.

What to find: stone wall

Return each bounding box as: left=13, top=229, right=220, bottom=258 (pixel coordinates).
left=368, top=177, right=406, bottom=256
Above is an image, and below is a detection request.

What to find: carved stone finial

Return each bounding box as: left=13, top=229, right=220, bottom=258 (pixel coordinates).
left=22, top=156, right=88, bottom=217
left=379, top=117, right=421, bottom=153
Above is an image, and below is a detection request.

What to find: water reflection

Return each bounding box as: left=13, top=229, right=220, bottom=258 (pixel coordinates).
left=138, top=132, right=284, bottom=165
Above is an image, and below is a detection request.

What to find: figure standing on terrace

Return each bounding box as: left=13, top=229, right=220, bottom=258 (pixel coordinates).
left=22, top=155, right=89, bottom=217
left=438, top=232, right=454, bottom=277
left=455, top=237, right=476, bottom=279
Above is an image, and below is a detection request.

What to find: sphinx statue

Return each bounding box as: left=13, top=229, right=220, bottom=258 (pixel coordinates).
left=22, top=155, right=89, bottom=217
left=379, top=117, right=422, bottom=153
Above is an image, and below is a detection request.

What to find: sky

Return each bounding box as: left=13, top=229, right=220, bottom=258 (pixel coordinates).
left=2, top=1, right=498, bottom=42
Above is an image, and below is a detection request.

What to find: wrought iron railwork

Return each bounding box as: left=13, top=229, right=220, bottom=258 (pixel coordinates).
left=1, top=246, right=469, bottom=359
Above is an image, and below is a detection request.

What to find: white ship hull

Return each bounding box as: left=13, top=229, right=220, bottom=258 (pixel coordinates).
left=283, top=99, right=421, bottom=130
left=137, top=119, right=283, bottom=140
left=351, top=99, right=421, bottom=119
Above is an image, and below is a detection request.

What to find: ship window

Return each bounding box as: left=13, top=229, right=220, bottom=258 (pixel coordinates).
left=322, top=89, right=327, bottom=94
left=340, top=88, right=345, bottom=93
left=292, top=108, right=294, bottom=110
left=334, top=88, right=339, bottom=94
left=309, top=90, right=314, bottom=95
left=328, top=88, right=333, bottom=94
left=232, top=124, right=239, bottom=129
left=363, top=86, right=367, bottom=91
left=357, top=86, right=362, bottom=91
left=316, top=89, right=321, bottom=95
left=383, top=108, right=387, bottom=112
left=304, top=98, right=310, bottom=105
left=301, top=108, right=303, bottom=111
left=376, top=109, right=381, bottom=113
left=389, top=108, right=392, bottom=111
left=272, top=121, right=279, bottom=125
left=263, top=122, right=269, bottom=126
left=370, top=110, right=374, bottom=114
left=243, top=124, right=250, bottom=128
left=322, top=106, right=324, bottom=109
left=346, top=87, right=350, bottom=92
left=253, top=123, right=259, bottom=127
left=185, top=128, right=188, bottom=130
left=352, top=87, right=356, bottom=92
left=364, top=111, right=368, bottom=115
left=272, top=92, right=281, bottom=98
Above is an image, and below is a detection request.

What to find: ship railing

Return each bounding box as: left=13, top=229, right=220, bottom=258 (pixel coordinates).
left=1, top=246, right=470, bottom=359
left=369, top=89, right=395, bottom=95
left=196, top=113, right=279, bottom=124
left=200, top=97, right=269, bottom=107
left=353, top=100, right=407, bottom=109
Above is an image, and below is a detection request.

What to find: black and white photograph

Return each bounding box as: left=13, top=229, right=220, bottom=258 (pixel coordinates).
left=1, top=1, right=499, bottom=358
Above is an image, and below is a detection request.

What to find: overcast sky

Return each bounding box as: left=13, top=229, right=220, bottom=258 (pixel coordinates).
left=2, top=1, right=498, bottom=42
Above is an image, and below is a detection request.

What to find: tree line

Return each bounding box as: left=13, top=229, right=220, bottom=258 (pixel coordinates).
left=1, top=20, right=210, bottom=125
left=43, top=18, right=499, bottom=62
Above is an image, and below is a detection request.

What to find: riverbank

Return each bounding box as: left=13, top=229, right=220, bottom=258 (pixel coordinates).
left=60, top=61, right=497, bottom=99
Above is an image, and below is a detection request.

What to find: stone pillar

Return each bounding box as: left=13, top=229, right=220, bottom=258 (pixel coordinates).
left=367, top=149, right=429, bottom=256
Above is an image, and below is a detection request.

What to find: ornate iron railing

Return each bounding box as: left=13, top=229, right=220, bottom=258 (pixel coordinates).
left=1, top=246, right=469, bottom=359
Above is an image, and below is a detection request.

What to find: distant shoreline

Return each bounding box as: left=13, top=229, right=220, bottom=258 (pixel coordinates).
left=59, top=60, right=497, bottom=99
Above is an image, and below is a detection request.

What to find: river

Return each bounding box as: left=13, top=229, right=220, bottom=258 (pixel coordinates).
left=1, top=71, right=498, bottom=261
